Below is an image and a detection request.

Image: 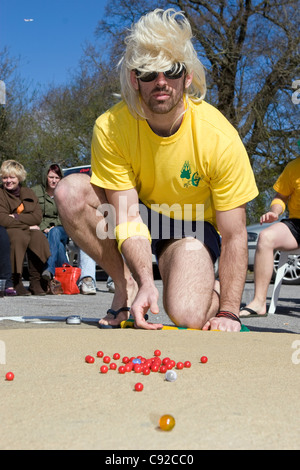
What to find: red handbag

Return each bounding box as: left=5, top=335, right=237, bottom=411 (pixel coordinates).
left=54, top=263, right=81, bottom=295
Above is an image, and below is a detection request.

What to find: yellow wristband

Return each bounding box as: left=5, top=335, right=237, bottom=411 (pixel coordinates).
left=271, top=198, right=286, bottom=214
left=114, top=222, right=152, bottom=253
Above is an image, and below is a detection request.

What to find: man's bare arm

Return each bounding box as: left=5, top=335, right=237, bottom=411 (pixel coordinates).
left=105, top=188, right=162, bottom=329
left=203, top=205, right=248, bottom=332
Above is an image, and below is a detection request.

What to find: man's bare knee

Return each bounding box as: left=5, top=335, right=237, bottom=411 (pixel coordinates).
left=166, top=300, right=210, bottom=329
left=257, top=228, right=277, bottom=251
left=55, top=174, right=93, bottom=217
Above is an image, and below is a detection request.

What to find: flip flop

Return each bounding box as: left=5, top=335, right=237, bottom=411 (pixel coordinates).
left=240, top=307, right=268, bottom=318
left=98, top=307, right=131, bottom=329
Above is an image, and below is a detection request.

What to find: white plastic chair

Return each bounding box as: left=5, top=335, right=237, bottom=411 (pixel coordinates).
left=268, top=247, right=300, bottom=314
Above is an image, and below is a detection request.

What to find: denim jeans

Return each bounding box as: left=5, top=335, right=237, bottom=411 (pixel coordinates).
left=78, top=249, right=96, bottom=287
left=45, top=226, right=69, bottom=275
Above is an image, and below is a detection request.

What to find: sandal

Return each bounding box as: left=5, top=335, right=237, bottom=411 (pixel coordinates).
left=99, top=307, right=131, bottom=329
left=240, top=307, right=268, bottom=318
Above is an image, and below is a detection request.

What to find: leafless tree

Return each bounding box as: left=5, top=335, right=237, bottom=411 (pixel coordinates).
left=97, top=0, right=300, bottom=201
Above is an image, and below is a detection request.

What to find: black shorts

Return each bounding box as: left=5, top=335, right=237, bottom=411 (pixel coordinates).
left=139, top=202, right=221, bottom=263
left=281, top=218, right=300, bottom=245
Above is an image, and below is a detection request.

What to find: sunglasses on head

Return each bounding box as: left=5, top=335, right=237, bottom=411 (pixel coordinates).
left=135, top=63, right=186, bottom=82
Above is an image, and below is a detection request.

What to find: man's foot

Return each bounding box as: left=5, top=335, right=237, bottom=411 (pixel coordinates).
left=98, top=307, right=131, bottom=329
left=98, top=276, right=138, bottom=328
left=240, top=302, right=267, bottom=317
left=80, top=276, right=96, bottom=295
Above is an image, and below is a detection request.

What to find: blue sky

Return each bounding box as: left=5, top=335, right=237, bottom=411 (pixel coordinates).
left=1, top=0, right=107, bottom=92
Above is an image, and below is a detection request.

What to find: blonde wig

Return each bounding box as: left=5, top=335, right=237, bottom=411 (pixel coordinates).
left=119, top=8, right=207, bottom=119
left=0, top=160, right=27, bottom=182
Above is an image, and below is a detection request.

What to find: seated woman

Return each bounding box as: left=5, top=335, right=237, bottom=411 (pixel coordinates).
left=0, top=225, right=17, bottom=296
left=32, top=163, right=69, bottom=281
left=0, top=160, right=50, bottom=296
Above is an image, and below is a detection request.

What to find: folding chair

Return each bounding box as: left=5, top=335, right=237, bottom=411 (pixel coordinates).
left=268, top=247, right=300, bottom=314
left=66, top=239, right=79, bottom=265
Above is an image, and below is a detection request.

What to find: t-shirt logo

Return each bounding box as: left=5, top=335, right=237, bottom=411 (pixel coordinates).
left=180, top=161, right=201, bottom=188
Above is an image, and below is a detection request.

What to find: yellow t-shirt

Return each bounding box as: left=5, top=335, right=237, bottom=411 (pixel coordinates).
left=273, top=158, right=300, bottom=219
left=91, top=99, right=258, bottom=228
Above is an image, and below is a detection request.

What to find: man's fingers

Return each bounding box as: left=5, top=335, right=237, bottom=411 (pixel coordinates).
left=134, top=318, right=163, bottom=330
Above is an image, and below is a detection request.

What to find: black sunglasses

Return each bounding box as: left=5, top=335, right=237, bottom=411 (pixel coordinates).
left=135, top=63, right=186, bottom=82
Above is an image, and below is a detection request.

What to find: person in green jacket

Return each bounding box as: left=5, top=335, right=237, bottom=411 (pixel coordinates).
left=32, top=163, right=69, bottom=280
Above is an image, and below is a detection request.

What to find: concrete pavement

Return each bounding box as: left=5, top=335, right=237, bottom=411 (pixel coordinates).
left=0, top=278, right=299, bottom=334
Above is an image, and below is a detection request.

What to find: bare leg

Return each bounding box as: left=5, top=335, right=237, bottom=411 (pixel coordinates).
left=240, top=222, right=298, bottom=317
left=54, top=174, right=137, bottom=326
left=158, top=238, right=219, bottom=329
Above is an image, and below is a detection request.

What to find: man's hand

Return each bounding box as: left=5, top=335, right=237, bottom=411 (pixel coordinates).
left=130, top=284, right=163, bottom=330
left=260, top=193, right=288, bottom=224
left=202, top=316, right=241, bottom=332
left=260, top=211, right=279, bottom=225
